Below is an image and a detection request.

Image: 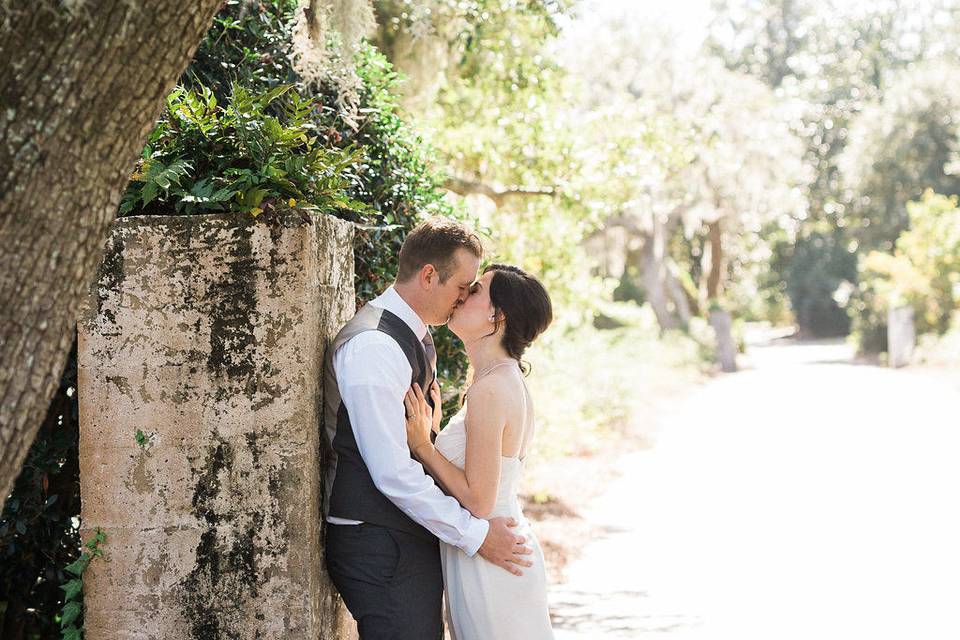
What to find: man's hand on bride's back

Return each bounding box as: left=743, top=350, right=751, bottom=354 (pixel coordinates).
left=478, top=517, right=533, bottom=576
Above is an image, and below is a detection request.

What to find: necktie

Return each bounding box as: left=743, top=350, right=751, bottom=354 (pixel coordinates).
left=422, top=330, right=437, bottom=380
left=421, top=331, right=439, bottom=442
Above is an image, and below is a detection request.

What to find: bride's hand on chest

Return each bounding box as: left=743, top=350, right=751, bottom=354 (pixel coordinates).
left=404, top=380, right=442, bottom=455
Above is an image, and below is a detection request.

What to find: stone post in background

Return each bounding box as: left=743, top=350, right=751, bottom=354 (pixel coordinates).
left=888, top=304, right=916, bottom=368
left=709, top=309, right=738, bottom=373
left=77, top=211, right=357, bottom=639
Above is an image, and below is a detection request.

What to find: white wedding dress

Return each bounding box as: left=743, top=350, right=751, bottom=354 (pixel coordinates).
left=434, top=375, right=555, bottom=640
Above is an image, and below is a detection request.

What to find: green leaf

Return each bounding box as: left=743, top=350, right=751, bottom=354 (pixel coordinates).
left=64, top=553, right=90, bottom=577
left=190, top=178, right=212, bottom=198
left=210, top=186, right=237, bottom=202
left=60, top=601, right=82, bottom=628
left=118, top=188, right=138, bottom=214
left=257, top=83, right=294, bottom=109
left=86, top=529, right=106, bottom=550
left=60, top=578, right=83, bottom=600
left=263, top=117, right=284, bottom=141
left=62, top=625, right=82, bottom=640
left=141, top=181, right=159, bottom=206
left=240, top=187, right=269, bottom=207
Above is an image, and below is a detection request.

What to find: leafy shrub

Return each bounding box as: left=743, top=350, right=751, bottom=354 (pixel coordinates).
left=186, top=0, right=302, bottom=98
left=0, top=337, right=81, bottom=640
left=783, top=228, right=857, bottom=338
left=523, top=308, right=707, bottom=471
left=849, top=190, right=960, bottom=353
left=119, top=82, right=366, bottom=218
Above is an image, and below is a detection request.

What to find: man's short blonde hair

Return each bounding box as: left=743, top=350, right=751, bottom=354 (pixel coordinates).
left=397, top=217, right=484, bottom=283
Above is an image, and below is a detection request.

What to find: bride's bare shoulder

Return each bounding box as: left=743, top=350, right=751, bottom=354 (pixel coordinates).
left=468, top=367, right=525, bottom=405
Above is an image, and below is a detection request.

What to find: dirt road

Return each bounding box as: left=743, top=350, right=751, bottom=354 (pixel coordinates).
left=549, top=337, right=960, bottom=639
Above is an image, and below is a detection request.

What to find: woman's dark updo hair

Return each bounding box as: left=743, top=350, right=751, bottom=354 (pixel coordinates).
left=482, top=263, right=553, bottom=375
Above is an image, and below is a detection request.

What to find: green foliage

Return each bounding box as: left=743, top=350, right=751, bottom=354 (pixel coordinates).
left=413, top=0, right=604, bottom=330
left=839, top=63, right=960, bottom=251
left=161, top=0, right=458, bottom=308
left=339, top=45, right=478, bottom=415
left=560, top=10, right=810, bottom=331
left=123, top=0, right=473, bottom=397
left=781, top=228, right=857, bottom=337
left=0, top=337, right=81, bottom=640
left=187, top=0, right=302, bottom=98
left=523, top=307, right=708, bottom=470
left=374, top=0, right=571, bottom=109
left=708, top=0, right=960, bottom=336
left=429, top=0, right=573, bottom=189
left=119, top=1, right=364, bottom=220
left=849, top=190, right=960, bottom=352
left=342, top=46, right=462, bottom=305
left=119, top=82, right=367, bottom=218
left=58, top=527, right=106, bottom=639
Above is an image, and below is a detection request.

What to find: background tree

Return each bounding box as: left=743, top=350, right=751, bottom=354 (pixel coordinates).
left=838, top=62, right=960, bottom=251
left=373, top=0, right=601, bottom=330
left=708, top=0, right=960, bottom=337
left=561, top=11, right=808, bottom=332
left=848, top=190, right=960, bottom=352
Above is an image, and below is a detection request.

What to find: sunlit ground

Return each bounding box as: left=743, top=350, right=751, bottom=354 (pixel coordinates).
left=549, top=332, right=960, bottom=639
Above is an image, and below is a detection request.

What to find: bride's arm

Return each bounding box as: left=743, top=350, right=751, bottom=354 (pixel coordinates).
left=406, top=377, right=506, bottom=519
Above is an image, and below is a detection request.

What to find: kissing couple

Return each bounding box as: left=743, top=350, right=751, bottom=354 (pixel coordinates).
left=323, top=216, right=556, bottom=639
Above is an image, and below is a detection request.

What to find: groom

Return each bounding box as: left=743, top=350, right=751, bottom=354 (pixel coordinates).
left=322, top=216, right=533, bottom=639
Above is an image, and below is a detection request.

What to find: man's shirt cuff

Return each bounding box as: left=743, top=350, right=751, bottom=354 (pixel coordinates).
left=459, top=515, right=490, bottom=557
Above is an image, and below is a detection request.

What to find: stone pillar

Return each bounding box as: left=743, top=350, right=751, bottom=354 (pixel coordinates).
left=888, top=304, right=915, bottom=368
left=77, top=211, right=357, bottom=639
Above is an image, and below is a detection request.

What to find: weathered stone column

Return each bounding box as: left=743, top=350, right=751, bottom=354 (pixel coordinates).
left=709, top=309, right=738, bottom=373
left=888, top=304, right=916, bottom=368
left=77, top=211, right=357, bottom=639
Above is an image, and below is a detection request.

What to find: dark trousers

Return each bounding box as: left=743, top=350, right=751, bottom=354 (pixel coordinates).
left=325, top=523, right=444, bottom=640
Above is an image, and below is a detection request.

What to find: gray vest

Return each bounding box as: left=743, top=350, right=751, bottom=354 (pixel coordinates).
left=322, top=302, right=437, bottom=539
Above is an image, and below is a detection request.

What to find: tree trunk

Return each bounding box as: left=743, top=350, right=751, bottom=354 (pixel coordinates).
left=637, top=229, right=683, bottom=331
left=704, top=219, right=737, bottom=372
left=663, top=259, right=692, bottom=328
left=0, top=0, right=224, bottom=508
left=706, top=219, right=724, bottom=300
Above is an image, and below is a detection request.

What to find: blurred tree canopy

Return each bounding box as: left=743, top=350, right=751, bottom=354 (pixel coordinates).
left=372, top=0, right=604, bottom=335
left=839, top=62, right=960, bottom=251
left=560, top=5, right=809, bottom=331
left=707, top=0, right=960, bottom=339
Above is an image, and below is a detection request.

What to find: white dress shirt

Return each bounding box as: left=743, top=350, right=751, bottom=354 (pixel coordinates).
left=327, top=285, right=490, bottom=557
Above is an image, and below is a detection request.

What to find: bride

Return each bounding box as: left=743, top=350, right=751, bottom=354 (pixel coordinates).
left=404, top=262, right=555, bottom=640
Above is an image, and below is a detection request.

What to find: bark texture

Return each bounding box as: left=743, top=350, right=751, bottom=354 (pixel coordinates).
left=0, top=0, right=224, bottom=505
left=706, top=218, right=724, bottom=301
